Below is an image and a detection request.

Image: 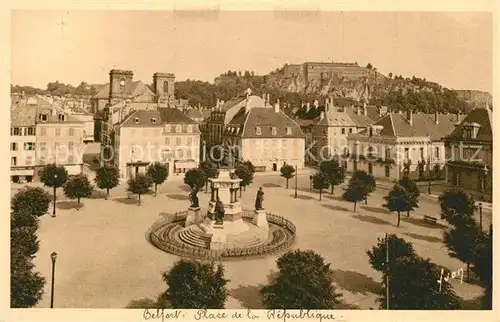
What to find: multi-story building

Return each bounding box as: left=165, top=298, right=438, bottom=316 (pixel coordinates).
left=346, top=110, right=460, bottom=181
left=10, top=103, right=37, bottom=183
left=35, top=105, right=86, bottom=176
left=113, top=107, right=200, bottom=179
left=443, top=106, right=492, bottom=201
left=223, top=94, right=305, bottom=172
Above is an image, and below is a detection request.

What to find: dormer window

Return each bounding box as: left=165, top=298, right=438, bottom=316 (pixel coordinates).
left=151, top=118, right=157, bottom=124
left=58, top=114, right=65, bottom=122
left=40, top=114, right=48, bottom=122
left=187, top=125, right=193, bottom=133
left=463, top=123, right=480, bottom=139
left=271, top=127, right=277, bottom=135
left=255, top=126, right=261, bottom=135
left=134, top=117, right=140, bottom=124
left=286, top=127, right=292, bottom=135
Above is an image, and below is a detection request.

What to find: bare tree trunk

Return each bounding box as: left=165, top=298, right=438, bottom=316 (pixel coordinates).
left=319, top=189, right=322, bottom=201
left=155, top=183, right=158, bottom=197
left=353, top=201, right=357, bottom=212
left=467, top=262, right=470, bottom=282
left=397, top=211, right=401, bottom=227
left=407, top=210, right=410, bottom=217
left=106, top=188, right=109, bottom=200
left=331, top=185, right=334, bottom=195
left=77, top=197, right=80, bottom=211
left=365, top=197, right=368, bottom=205
left=138, top=194, right=141, bottom=206
left=286, top=179, right=289, bottom=189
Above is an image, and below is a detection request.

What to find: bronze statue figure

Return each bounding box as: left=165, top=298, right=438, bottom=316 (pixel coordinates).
left=214, top=197, right=225, bottom=224
left=255, top=187, right=264, bottom=210
left=189, top=186, right=200, bottom=208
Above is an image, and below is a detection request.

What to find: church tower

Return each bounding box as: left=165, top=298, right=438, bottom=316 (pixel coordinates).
left=109, top=69, right=134, bottom=104
left=153, top=72, right=175, bottom=105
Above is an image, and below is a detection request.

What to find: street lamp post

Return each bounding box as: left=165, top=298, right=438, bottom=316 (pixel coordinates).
left=478, top=203, right=483, bottom=231
left=52, top=174, right=58, bottom=217
left=294, top=165, right=298, bottom=198
left=50, top=252, right=57, bottom=308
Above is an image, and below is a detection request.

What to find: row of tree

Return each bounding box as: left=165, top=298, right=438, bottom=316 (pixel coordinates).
left=11, top=81, right=97, bottom=97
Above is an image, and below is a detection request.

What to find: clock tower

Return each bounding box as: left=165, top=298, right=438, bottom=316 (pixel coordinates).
left=109, top=69, right=134, bottom=104
left=153, top=72, right=175, bottom=105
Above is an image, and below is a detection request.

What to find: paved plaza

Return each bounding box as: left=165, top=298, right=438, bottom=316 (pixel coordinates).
left=18, top=172, right=489, bottom=309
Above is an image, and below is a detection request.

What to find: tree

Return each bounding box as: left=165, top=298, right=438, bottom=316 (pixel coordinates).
left=158, top=259, right=228, bottom=309
left=367, top=234, right=459, bottom=309
left=94, top=166, right=120, bottom=199
left=261, top=250, right=342, bottom=309
left=40, top=164, right=69, bottom=214
left=398, top=177, right=420, bottom=217
left=472, top=227, right=492, bottom=309
left=319, top=159, right=345, bottom=194
left=10, top=247, right=45, bottom=308
left=342, top=176, right=366, bottom=211
left=199, top=161, right=219, bottom=192
left=388, top=72, right=393, bottom=79
left=63, top=174, right=94, bottom=209
left=184, top=168, right=206, bottom=190
left=382, top=184, right=414, bottom=227
left=439, top=188, right=476, bottom=224
left=443, top=216, right=480, bottom=282
left=147, top=162, right=169, bottom=196
left=127, top=174, right=153, bottom=205
left=11, top=222, right=39, bottom=259
left=280, top=164, right=295, bottom=189
left=312, top=172, right=330, bottom=201
left=11, top=187, right=51, bottom=218
left=366, top=63, right=373, bottom=69
left=351, top=170, right=376, bottom=204
left=235, top=162, right=254, bottom=196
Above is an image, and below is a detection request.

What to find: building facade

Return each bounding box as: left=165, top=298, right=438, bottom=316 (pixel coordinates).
left=35, top=106, right=86, bottom=176
left=10, top=104, right=37, bottom=182
left=443, top=106, right=492, bottom=201
left=346, top=111, right=460, bottom=181
left=113, top=108, right=201, bottom=180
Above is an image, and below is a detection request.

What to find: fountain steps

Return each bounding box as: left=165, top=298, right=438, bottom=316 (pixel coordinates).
left=177, top=225, right=268, bottom=250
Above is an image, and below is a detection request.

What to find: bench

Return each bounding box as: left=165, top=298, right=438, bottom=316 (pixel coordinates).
left=423, top=215, right=438, bottom=225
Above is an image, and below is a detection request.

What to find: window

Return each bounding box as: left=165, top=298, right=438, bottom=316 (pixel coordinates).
left=420, top=147, right=424, bottom=159
left=68, top=127, right=75, bottom=136
left=55, top=128, right=61, bottom=136
left=12, top=127, right=21, bottom=136
left=187, top=125, right=193, bottom=133
left=134, top=117, right=140, bottom=124
left=464, top=127, right=473, bottom=139
left=286, top=127, right=292, bottom=135
left=187, top=137, right=193, bottom=145
left=68, top=155, right=74, bottom=164
left=58, top=114, right=65, bottom=122
left=11, top=157, right=17, bottom=166
left=163, top=81, right=168, bottom=93
left=165, top=137, right=170, bottom=145
left=40, top=114, right=48, bottom=122
left=176, top=137, right=182, bottom=145
left=369, top=128, right=373, bottom=137
left=176, top=125, right=181, bottom=133
left=271, top=127, right=277, bottom=135
left=26, top=156, right=33, bottom=165
left=341, top=128, right=346, bottom=134
left=26, top=127, right=35, bottom=136
left=404, top=148, right=409, bottom=160
left=68, top=142, right=74, bottom=150
left=385, top=165, right=390, bottom=178
left=152, top=118, right=157, bottom=124
left=434, top=147, right=440, bottom=159
left=24, top=142, right=35, bottom=150
left=165, top=125, right=171, bottom=133
left=40, top=127, right=47, bottom=136
left=186, top=149, right=192, bottom=159
left=255, top=126, right=261, bottom=135
left=10, top=143, right=17, bottom=151
left=349, top=128, right=353, bottom=134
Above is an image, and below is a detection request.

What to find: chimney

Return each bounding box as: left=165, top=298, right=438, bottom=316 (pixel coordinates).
left=306, top=102, right=311, bottom=113
left=363, top=102, right=367, bottom=116
left=457, top=111, right=461, bottom=123
left=407, top=110, right=413, bottom=126
left=274, top=100, right=280, bottom=113
left=320, top=111, right=325, bottom=120
left=434, top=111, right=439, bottom=124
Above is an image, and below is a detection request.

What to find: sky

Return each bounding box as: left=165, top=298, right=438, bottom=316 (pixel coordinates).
left=10, top=10, right=493, bottom=92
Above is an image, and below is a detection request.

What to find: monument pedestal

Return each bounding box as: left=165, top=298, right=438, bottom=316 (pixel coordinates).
left=185, top=207, right=202, bottom=227
left=254, top=210, right=268, bottom=229
left=210, top=225, right=227, bottom=251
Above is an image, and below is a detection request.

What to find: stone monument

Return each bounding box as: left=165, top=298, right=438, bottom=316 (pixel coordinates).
left=254, top=187, right=268, bottom=229
left=185, top=185, right=202, bottom=227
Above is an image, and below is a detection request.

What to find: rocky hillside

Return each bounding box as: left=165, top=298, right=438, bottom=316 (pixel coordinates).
left=455, top=90, right=492, bottom=109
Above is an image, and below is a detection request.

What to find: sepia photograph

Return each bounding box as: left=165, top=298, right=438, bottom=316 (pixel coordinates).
left=7, top=4, right=496, bottom=319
